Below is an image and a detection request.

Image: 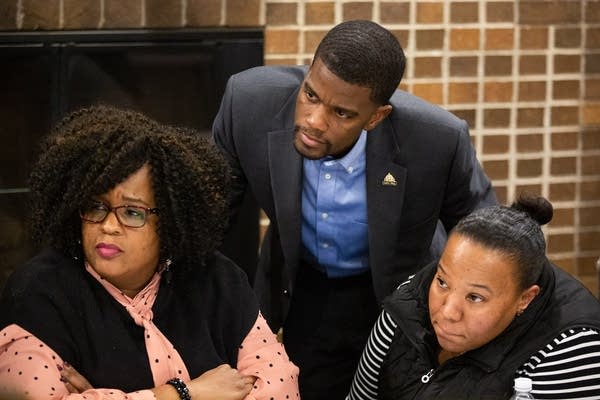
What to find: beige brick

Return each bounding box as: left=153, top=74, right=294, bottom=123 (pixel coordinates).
left=484, top=82, right=513, bottom=102
left=451, top=1, right=478, bottom=23
left=583, top=155, right=600, bottom=175
left=551, top=106, right=579, bottom=126
left=381, top=2, right=410, bottom=24
left=412, top=83, right=443, bottom=105
left=519, top=81, right=546, bottom=102
left=547, top=233, right=575, bottom=253
left=486, top=2, right=514, bottom=23
left=483, top=135, right=509, bottom=154
left=448, top=82, right=478, bottom=104
left=417, top=29, right=445, bottom=50
left=22, top=0, right=60, bottom=29
left=583, top=104, right=600, bottom=125
left=517, top=158, right=542, bottom=177
left=550, top=182, right=576, bottom=201
left=105, top=0, right=142, bottom=28
left=483, top=160, right=509, bottom=180
left=520, top=27, right=548, bottom=49
left=552, top=132, right=578, bottom=151
left=517, top=108, right=544, bottom=127
left=551, top=157, right=577, bottom=175
left=64, top=0, right=100, bottom=28
left=517, top=134, right=544, bottom=152
left=146, top=0, right=181, bottom=27
left=226, top=0, right=261, bottom=26
left=519, top=1, right=581, bottom=24
left=414, top=57, right=442, bottom=78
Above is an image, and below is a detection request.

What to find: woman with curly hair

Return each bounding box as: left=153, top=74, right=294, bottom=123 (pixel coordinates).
left=0, top=105, right=299, bottom=400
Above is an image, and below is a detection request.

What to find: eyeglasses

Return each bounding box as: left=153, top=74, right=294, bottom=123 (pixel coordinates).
left=80, top=201, right=159, bottom=228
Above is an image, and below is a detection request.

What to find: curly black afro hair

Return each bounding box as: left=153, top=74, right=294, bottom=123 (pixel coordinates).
left=28, top=105, right=230, bottom=269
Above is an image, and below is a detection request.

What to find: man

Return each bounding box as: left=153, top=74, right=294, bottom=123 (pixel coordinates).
left=213, top=20, right=496, bottom=400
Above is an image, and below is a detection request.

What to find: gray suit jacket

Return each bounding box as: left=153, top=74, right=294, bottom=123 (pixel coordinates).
left=213, top=66, right=496, bottom=329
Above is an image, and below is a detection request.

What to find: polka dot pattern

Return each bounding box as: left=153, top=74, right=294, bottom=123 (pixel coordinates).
left=237, top=313, right=300, bottom=400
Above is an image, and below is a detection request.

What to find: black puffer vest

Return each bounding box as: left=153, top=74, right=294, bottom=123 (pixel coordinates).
left=378, top=260, right=600, bottom=400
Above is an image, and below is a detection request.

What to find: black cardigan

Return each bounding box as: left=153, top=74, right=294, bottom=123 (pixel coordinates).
left=0, top=248, right=258, bottom=391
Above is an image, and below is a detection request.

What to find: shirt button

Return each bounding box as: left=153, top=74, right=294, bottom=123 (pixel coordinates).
left=322, top=242, right=329, bottom=248
left=324, top=173, right=332, bottom=180
left=322, top=212, right=328, bottom=219
left=348, top=167, right=354, bottom=173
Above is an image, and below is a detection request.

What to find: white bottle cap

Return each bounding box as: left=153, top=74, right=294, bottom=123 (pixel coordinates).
left=514, top=377, right=533, bottom=392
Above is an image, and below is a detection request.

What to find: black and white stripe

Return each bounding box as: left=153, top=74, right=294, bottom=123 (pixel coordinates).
left=348, top=319, right=600, bottom=399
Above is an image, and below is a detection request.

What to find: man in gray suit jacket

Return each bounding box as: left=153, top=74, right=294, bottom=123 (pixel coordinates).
left=213, top=20, right=496, bottom=400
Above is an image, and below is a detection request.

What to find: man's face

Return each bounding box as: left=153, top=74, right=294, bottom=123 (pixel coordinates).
left=293, top=58, right=391, bottom=159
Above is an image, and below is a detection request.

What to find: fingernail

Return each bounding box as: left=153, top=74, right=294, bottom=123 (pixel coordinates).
left=56, top=364, right=63, bottom=371
left=64, top=361, right=71, bottom=368
left=59, top=376, right=66, bottom=382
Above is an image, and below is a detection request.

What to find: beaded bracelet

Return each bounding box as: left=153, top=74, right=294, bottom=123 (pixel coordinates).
left=166, top=378, right=191, bottom=400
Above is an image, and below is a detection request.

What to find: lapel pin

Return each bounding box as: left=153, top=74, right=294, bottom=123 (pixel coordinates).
left=382, top=172, right=397, bottom=186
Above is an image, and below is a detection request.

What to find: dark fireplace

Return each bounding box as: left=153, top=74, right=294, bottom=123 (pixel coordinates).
left=0, top=28, right=263, bottom=289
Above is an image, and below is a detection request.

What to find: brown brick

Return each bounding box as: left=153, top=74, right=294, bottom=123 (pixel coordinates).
left=552, top=132, right=578, bottom=151
left=146, top=0, right=181, bottom=27
left=549, top=257, right=577, bottom=275
left=105, top=0, right=142, bottom=27
left=580, top=180, right=600, bottom=201
left=265, top=29, right=299, bottom=54
left=555, top=27, right=581, bottom=48
left=520, top=27, right=548, bottom=49
left=417, top=2, right=443, bottom=23
left=485, top=29, right=514, bottom=50
left=381, top=2, right=410, bottom=24
left=584, top=104, right=600, bottom=125
left=586, top=79, right=600, bottom=100
left=485, top=55, right=512, bottom=76
left=0, top=2, right=17, bottom=29
left=516, top=184, right=542, bottom=198
left=580, top=231, right=600, bottom=252
left=451, top=2, right=478, bottom=23
left=417, top=29, right=445, bottom=50
left=520, top=55, right=546, bottom=75
left=304, top=29, right=327, bottom=54
left=517, top=134, right=544, bottom=152
left=412, top=84, right=443, bottom=105
left=580, top=207, right=600, bottom=226
left=587, top=54, right=600, bottom=74
left=267, top=3, right=297, bottom=25
left=22, top=0, right=60, bottom=29
left=391, top=29, right=409, bottom=49
left=264, top=58, right=296, bottom=66
left=578, top=256, right=600, bottom=276
left=517, top=108, right=544, bottom=127
left=583, top=154, right=600, bottom=175
left=554, top=54, right=581, bottom=74
left=551, top=157, right=577, bottom=175
left=486, top=2, right=513, bottom=23
left=519, top=1, right=581, bottom=25
left=304, top=2, right=333, bottom=25
left=448, top=82, right=478, bottom=104
left=553, top=80, right=580, bottom=100
left=550, top=182, right=576, bottom=201
left=550, top=208, right=575, bottom=227
left=484, top=82, right=513, bottom=102
left=483, top=135, right=509, bottom=154
left=63, top=0, right=100, bottom=28
left=587, top=0, right=600, bottom=22
left=517, top=158, right=542, bottom=177
left=583, top=128, right=600, bottom=150
left=551, top=106, right=579, bottom=126
left=493, top=186, right=508, bottom=204
left=342, top=2, right=373, bottom=20
left=450, top=29, right=480, bottom=50
left=451, top=109, right=476, bottom=127
left=414, top=57, right=442, bottom=78
left=450, top=56, right=478, bottom=77
left=226, top=0, right=260, bottom=26
left=547, top=233, right=574, bottom=253
left=519, top=81, right=546, bottom=101
left=483, top=160, right=509, bottom=180
left=484, top=108, right=511, bottom=127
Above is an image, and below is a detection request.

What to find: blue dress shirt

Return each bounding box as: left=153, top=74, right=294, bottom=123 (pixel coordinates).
left=301, top=130, right=369, bottom=277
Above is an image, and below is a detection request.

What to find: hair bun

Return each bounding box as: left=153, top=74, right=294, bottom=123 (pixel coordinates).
left=511, top=193, right=553, bottom=226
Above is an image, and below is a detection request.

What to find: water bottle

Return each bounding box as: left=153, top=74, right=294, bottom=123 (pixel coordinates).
left=508, top=377, right=535, bottom=399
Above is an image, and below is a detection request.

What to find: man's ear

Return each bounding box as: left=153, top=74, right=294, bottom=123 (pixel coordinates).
left=364, top=104, right=392, bottom=131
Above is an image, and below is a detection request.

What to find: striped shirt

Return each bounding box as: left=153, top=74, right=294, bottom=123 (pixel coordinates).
left=347, top=311, right=600, bottom=400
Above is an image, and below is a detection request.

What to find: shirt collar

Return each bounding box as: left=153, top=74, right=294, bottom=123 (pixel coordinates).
left=321, top=130, right=367, bottom=172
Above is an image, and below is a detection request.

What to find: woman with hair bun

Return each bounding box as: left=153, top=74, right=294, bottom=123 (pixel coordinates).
left=0, top=105, right=298, bottom=400
left=348, top=195, right=600, bottom=400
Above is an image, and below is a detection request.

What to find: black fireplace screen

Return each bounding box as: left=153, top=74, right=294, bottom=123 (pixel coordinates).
left=0, top=29, right=263, bottom=289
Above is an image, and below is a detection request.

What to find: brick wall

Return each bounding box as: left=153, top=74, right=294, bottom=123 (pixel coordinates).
left=0, top=0, right=598, bottom=296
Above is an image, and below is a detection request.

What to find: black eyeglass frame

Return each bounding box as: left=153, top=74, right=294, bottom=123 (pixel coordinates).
left=79, top=201, right=159, bottom=228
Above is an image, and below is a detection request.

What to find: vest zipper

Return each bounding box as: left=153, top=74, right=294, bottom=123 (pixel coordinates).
left=421, top=368, right=434, bottom=383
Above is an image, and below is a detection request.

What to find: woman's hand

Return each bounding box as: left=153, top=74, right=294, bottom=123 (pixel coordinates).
left=59, top=362, right=93, bottom=393
left=186, top=364, right=256, bottom=400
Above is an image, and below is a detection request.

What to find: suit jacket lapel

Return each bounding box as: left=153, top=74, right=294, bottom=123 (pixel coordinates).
left=267, top=91, right=303, bottom=282
left=366, top=118, right=407, bottom=280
